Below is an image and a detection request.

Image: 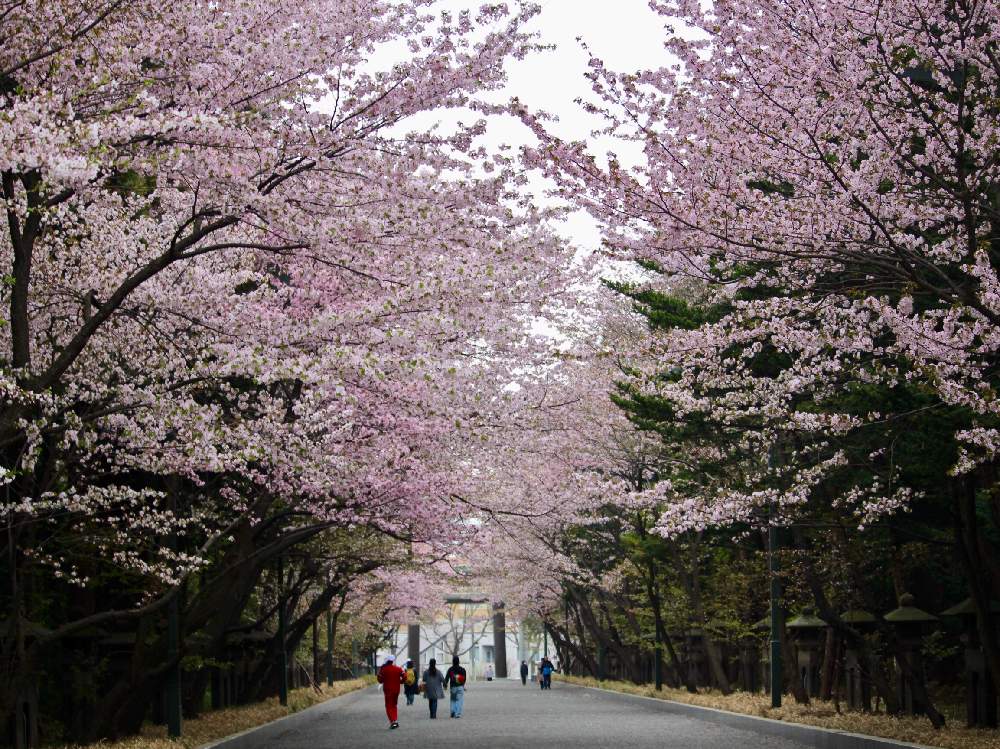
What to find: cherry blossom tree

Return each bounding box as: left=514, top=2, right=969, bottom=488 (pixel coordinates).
left=0, top=0, right=597, bottom=739
left=523, top=0, right=999, bottom=720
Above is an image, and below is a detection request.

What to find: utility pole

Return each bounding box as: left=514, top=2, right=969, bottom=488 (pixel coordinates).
left=166, top=593, right=182, bottom=737
left=165, top=481, right=182, bottom=738
left=326, top=608, right=335, bottom=686
left=767, top=441, right=783, bottom=709
left=654, top=638, right=663, bottom=691
left=277, top=556, right=288, bottom=706
left=312, top=618, right=319, bottom=687
left=769, top=515, right=783, bottom=708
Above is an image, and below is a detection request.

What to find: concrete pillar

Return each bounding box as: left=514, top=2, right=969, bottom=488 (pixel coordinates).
left=408, top=624, right=421, bottom=672
left=493, top=604, right=508, bottom=678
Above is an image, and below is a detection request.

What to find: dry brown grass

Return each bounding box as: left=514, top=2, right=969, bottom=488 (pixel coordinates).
left=556, top=675, right=1000, bottom=749
left=52, top=676, right=375, bottom=749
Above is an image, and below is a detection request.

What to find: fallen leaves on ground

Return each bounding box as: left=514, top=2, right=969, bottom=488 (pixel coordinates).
left=54, top=676, right=376, bottom=749
left=556, top=675, right=1000, bottom=749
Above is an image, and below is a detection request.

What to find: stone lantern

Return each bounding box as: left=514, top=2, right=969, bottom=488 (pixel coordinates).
left=840, top=609, right=877, bottom=711
left=940, top=597, right=999, bottom=727
left=786, top=609, right=827, bottom=698
left=884, top=593, right=937, bottom=716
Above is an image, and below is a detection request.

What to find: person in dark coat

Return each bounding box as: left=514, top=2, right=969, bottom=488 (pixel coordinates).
left=444, top=655, right=468, bottom=718
left=421, top=658, right=446, bottom=719
left=520, top=660, right=529, bottom=685
left=541, top=657, right=554, bottom=690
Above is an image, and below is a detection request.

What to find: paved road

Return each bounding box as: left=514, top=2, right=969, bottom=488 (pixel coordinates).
left=231, top=679, right=816, bottom=749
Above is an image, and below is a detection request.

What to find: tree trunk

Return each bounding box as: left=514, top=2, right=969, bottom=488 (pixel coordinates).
left=645, top=564, right=688, bottom=690
left=688, top=556, right=732, bottom=694
left=890, top=639, right=945, bottom=728
left=781, top=624, right=809, bottom=704
left=663, top=630, right=698, bottom=694
left=796, top=530, right=899, bottom=714
left=832, top=635, right=843, bottom=714
left=955, top=476, right=1000, bottom=693
left=819, top=628, right=836, bottom=701
left=312, top=617, right=320, bottom=686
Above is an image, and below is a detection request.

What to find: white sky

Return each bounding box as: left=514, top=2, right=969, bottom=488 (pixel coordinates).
left=488, top=0, right=669, bottom=139
left=390, top=0, right=672, bottom=253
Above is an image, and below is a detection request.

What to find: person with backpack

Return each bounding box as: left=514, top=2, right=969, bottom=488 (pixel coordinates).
left=421, top=658, right=446, bottom=719
left=444, top=655, right=468, bottom=718
left=376, top=654, right=405, bottom=729
left=541, top=657, right=554, bottom=690
left=402, top=659, right=418, bottom=705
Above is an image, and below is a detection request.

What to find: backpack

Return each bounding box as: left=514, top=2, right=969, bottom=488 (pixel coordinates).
left=405, top=668, right=416, bottom=686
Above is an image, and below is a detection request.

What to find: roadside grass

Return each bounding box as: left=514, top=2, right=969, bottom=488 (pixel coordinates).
left=53, top=676, right=376, bottom=749
left=556, top=674, right=1000, bottom=749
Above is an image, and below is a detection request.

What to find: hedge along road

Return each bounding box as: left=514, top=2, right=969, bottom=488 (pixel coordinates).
left=205, top=679, right=828, bottom=749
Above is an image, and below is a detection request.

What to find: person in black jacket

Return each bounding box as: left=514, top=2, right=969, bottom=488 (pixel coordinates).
left=520, top=660, right=529, bottom=685
left=444, top=655, right=468, bottom=718
left=540, top=657, right=554, bottom=689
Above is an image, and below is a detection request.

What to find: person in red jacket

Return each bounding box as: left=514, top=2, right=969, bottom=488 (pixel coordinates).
left=376, top=654, right=405, bottom=729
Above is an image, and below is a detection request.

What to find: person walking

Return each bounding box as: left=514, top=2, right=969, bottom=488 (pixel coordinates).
left=541, top=657, right=553, bottom=690
left=403, top=660, right=418, bottom=706
left=444, top=655, right=468, bottom=718
left=421, top=658, right=445, bottom=719
left=376, top=654, right=404, bottom=729
left=520, top=660, right=529, bottom=685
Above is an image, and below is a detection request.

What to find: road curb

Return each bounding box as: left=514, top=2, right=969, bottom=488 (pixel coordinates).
left=199, top=685, right=377, bottom=749
left=562, top=682, right=938, bottom=749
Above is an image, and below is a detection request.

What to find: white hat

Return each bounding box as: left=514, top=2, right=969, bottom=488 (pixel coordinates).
left=384, top=654, right=395, bottom=664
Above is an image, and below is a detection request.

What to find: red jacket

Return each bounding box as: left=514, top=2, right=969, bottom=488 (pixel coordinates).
left=377, top=663, right=404, bottom=696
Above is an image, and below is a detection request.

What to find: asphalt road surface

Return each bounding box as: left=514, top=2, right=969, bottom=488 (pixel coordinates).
left=231, top=679, right=816, bottom=749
